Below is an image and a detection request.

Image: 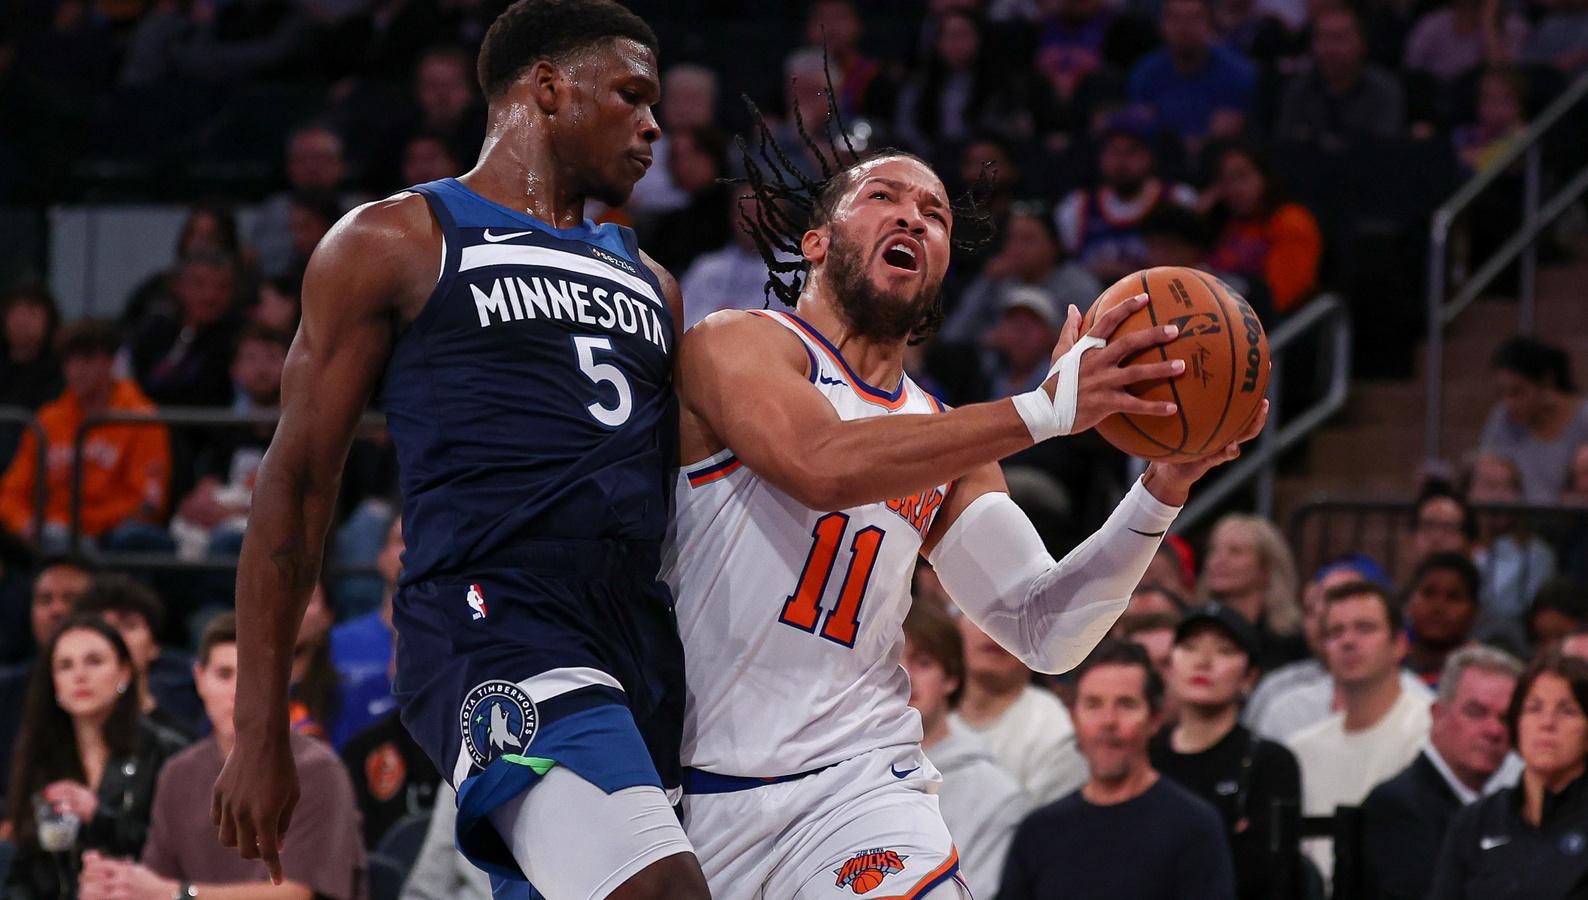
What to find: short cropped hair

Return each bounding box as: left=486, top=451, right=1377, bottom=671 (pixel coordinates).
left=73, top=574, right=166, bottom=635
left=1437, top=645, right=1522, bottom=707
left=902, top=600, right=965, bottom=708
left=198, top=612, right=238, bottom=667
left=55, top=319, right=121, bottom=360
left=476, top=0, right=658, bottom=100
left=1324, top=579, right=1403, bottom=632
left=1074, top=639, right=1164, bottom=713
left=1409, top=552, right=1481, bottom=606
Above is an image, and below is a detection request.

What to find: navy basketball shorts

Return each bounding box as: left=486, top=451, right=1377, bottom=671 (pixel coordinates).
left=391, top=539, right=685, bottom=882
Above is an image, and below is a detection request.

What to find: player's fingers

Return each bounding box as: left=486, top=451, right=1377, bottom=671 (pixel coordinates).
left=255, top=822, right=285, bottom=885
left=1113, top=394, right=1178, bottom=417
left=1112, top=358, right=1184, bottom=386
left=1063, top=304, right=1082, bottom=343
left=215, top=802, right=238, bottom=849
left=278, top=788, right=299, bottom=842
left=1238, top=399, right=1271, bottom=441
left=1088, top=293, right=1149, bottom=338
left=1102, top=323, right=1178, bottom=363
left=234, top=816, right=260, bottom=860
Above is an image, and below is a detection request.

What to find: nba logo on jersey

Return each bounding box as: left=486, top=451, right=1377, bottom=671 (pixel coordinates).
left=833, top=848, right=909, bottom=895
left=460, top=680, right=538, bottom=768
left=466, top=584, right=488, bottom=620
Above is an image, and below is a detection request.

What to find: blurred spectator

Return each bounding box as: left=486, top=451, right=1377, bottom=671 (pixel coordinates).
left=1454, top=67, right=1529, bottom=174
left=73, top=576, right=202, bottom=737
left=679, top=190, right=790, bottom=330
left=1196, top=513, right=1309, bottom=672
left=1151, top=603, right=1303, bottom=900
left=1427, top=653, right=1588, bottom=900
left=1528, top=580, right=1588, bottom=655
left=1203, top=142, right=1323, bottom=313
left=400, top=45, right=485, bottom=174
left=804, top=0, right=897, bottom=120
left=1032, top=0, right=1157, bottom=133
left=0, top=321, right=170, bottom=548
left=952, top=610, right=1087, bottom=805
left=168, top=325, right=287, bottom=561
left=1056, top=112, right=1198, bottom=283
left=340, top=696, right=438, bottom=849
left=1123, top=581, right=1191, bottom=619
left=122, top=204, right=248, bottom=333
left=1467, top=452, right=1558, bottom=630
left=399, top=131, right=462, bottom=191
left=1404, top=552, right=1483, bottom=688
left=1116, top=610, right=1180, bottom=680
left=999, top=640, right=1235, bottom=899
left=250, top=276, right=302, bottom=336
left=956, top=135, right=1023, bottom=234
left=1404, top=0, right=1528, bottom=86
left=120, top=0, right=311, bottom=85
left=1144, top=536, right=1198, bottom=598
left=284, top=188, right=342, bottom=282
left=1564, top=630, right=1588, bottom=661
left=894, top=10, right=1047, bottom=154
left=1287, top=580, right=1431, bottom=881
left=80, top=613, right=366, bottom=900
left=328, top=516, right=401, bottom=747
left=1275, top=7, right=1406, bottom=147
left=903, top=600, right=1027, bottom=899
left=125, top=252, right=242, bottom=407
left=4, top=617, right=188, bottom=900
left=1362, top=646, right=1523, bottom=900
left=628, top=63, right=717, bottom=216
left=1213, top=0, right=1294, bottom=58
left=983, top=288, right=1064, bottom=398
left=1128, top=0, right=1256, bottom=147
left=251, top=125, right=356, bottom=279
left=941, top=201, right=1100, bottom=344
left=1243, top=555, right=1422, bottom=741
left=401, top=782, right=489, bottom=900
left=1411, top=482, right=1479, bottom=563
left=1523, top=0, right=1588, bottom=75
left=0, top=285, right=64, bottom=416
left=642, top=126, right=732, bottom=275
left=1564, top=443, right=1588, bottom=504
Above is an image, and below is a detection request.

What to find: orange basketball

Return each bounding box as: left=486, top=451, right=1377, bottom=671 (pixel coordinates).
left=1081, top=266, right=1270, bottom=462
left=847, top=871, right=885, bottom=894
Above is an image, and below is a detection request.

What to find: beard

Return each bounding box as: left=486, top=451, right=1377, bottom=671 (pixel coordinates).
left=823, top=228, right=941, bottom=343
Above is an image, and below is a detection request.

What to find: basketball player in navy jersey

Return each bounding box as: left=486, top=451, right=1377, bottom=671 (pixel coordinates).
left=211, top=2, right=711, bottom=898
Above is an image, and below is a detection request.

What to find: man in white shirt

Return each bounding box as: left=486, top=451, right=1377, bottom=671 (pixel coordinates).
left=1287, top=580, right=1432, bottom=881
left=1360, top=646, right=1524, bottom=900
left=951, top=611, right=1087, bottom=805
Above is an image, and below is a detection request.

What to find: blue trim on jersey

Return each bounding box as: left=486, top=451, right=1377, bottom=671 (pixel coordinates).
left=417, top=178, right=636, bottom=265
left=454, top=704, right=664, bottom=881
left=799, top=340, right=819, bottom=384
left=917, top=859, right=963, bottom=897
left=784, top=312, right=906, bottom=404
left=679, top=763, right=837, bottom=794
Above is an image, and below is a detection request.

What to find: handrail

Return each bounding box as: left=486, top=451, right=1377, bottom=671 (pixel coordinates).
left=68, top=408, right=387, bottom=548
left=1424, top=70, right=1588, bottom=462
left=1171, top=294, right=1351, bottom=534
left=0, top=406, right=50, bottom=543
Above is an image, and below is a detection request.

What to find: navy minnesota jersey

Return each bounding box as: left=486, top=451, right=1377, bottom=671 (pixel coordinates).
left=382, top=178, right=677, bottom=585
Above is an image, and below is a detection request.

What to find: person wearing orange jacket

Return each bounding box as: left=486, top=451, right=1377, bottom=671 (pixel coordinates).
left=0, top=320, right=170, bottom=546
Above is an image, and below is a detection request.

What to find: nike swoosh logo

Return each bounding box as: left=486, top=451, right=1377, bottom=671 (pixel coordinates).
left=890, top=765, right=919, bottom=779
left=482, top=229, right=535, bottom=243
left=1480, top=836, right=1509, bottom=850
left=1129, top=528, right=1167, bottom=538
left=817, top=376, right=846, bottom=386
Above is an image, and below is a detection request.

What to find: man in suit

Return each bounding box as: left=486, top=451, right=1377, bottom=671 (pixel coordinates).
left=1360, top=646, right=1523, bottom=899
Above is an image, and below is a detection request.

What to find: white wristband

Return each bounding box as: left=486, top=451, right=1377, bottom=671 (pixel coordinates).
left=1011, top=334, right=1107, bottom=441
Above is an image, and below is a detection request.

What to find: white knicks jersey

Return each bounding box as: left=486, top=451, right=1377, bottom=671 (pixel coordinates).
left=663, top=309, right=950, bottom=778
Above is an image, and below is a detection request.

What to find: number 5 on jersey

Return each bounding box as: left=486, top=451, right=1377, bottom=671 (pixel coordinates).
left=778, top=512, right=885, bottom=647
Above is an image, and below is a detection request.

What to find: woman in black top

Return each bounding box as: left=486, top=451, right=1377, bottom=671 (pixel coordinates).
left=1151, top=603, right=1304, bottom=900
left=1428, top=653, right=1588, bottom=900
left=4, top=616, right=189, bottom=899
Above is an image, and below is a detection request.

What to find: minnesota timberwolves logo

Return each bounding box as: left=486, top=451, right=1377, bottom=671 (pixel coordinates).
left=460, top=680, right=538, bottom=768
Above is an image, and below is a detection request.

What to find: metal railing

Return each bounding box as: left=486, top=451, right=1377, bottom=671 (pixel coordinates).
left=0, top=406, right=49, bottom=542
left=1171, top=294, right=1353, bottom=534
left=1424, top=71, right=1588, bottom=462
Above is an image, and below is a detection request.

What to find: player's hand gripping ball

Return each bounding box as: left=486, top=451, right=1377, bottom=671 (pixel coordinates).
left=1083, top=266, right=1270, bottom=462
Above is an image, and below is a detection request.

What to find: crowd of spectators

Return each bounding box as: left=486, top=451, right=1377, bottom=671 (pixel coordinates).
left=0, top=0, right=1586, bottom=897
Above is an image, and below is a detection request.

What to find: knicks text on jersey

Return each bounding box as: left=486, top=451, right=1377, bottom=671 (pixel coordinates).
left=663, top=309, right=949, bottom=780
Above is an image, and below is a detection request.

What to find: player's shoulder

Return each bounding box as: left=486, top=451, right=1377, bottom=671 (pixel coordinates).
left=332, top=191, right=438, bottom=246
left=687, top=308, right=801, bottom=351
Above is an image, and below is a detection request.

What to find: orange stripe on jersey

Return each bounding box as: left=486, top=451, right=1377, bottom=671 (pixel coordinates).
left=686, top=456, right=742, bottom=487
left=775, top=312, right=910, bottom=411
left=874, top=849, right=961, bottom=900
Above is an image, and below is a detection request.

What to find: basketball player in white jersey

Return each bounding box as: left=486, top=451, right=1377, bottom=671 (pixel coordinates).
left=662, top=144, right=1266, bottom=899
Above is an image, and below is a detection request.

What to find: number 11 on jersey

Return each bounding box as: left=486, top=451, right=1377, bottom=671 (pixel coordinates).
left=778, top=512, right=885, bottom=648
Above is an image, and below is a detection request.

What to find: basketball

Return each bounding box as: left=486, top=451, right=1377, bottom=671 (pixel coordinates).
left=1081, top=267, right=1270, bottom=462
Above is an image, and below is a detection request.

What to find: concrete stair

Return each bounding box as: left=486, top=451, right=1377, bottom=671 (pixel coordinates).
left=1272, top=241, right=1588, bottom=531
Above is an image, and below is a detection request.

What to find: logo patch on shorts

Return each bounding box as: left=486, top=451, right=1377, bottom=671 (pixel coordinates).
left=460, top=680, right=538, bottom=768
left=834, top=848, right=908, bottom=894
left=466, top=584, right=488, bottom=620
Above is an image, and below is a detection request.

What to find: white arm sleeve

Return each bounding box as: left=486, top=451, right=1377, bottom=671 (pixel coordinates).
left=927, top=478, right=1181, bottom=674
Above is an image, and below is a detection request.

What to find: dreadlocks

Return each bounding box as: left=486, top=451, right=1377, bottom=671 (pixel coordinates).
left=733, top=53, right=994, bottom=344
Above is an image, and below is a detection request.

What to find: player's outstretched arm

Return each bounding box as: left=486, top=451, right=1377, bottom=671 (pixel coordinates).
left=922, top=401, right=1268, bottom=674
left=213, top=197, right=431, bottom=882
left=678, top=295, right=1181, bottom=511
